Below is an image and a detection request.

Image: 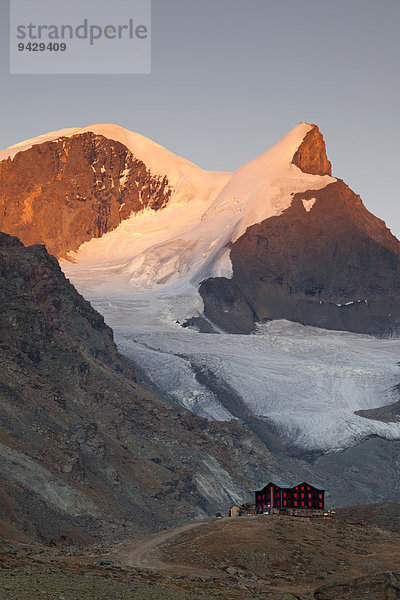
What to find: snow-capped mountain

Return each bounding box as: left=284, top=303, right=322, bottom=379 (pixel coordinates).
left=0, top=124, right=231, bottom=257
left=2, top=122, right=400, bottom=471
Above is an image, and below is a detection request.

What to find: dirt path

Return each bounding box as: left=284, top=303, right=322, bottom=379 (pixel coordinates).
left=115, top=519, right=214, bottom=574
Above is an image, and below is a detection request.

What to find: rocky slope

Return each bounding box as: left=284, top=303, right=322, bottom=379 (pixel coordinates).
left=155, top=515, right=400, bottom=599
left=0, top=232, right=286, bottom=544
left=334, top=501, right=400, bottom=533
left=1, top=512, right=400, bottom=600
left=314, top=572, right=400, bottom=600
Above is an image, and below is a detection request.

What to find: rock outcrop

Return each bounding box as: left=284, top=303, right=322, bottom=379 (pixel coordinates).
left=0, top=233, right=284, bottom=543
left=314, top=572, right=400, bottom=600
left=292, top=124, right=332, bottom=176
left=0, top=132, right=172, bottom=257
left=200, top=179, right=400, bottom=334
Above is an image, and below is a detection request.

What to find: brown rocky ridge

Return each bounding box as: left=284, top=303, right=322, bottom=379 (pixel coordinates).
left=0, top=232, right=287, bottom=544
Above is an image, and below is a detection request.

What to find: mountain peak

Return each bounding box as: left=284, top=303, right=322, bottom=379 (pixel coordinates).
left=292, top=123, right=332, bottom=176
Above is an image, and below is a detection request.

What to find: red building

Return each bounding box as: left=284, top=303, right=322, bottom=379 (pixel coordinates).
left=254, top=481, right=325, bottom=512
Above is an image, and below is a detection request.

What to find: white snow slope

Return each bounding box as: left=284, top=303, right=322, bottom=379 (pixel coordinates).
left=4, top=123, right=400, bottom=452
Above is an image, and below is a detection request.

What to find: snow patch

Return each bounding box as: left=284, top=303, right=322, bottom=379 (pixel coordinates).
left=302, top=198, right=317, bottom=212
left=336, top=299, right=369, bottom=307
left=120, top=168, right=130, bottom=188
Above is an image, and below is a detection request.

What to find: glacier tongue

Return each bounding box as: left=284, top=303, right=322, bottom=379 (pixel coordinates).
left=88, top=294, right=400, bottom=452
left=62, top=268, right=400, bottom=454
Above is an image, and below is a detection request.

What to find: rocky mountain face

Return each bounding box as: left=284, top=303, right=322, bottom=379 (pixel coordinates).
left=0, top=233, right=285, bottom=544
left=200, top=129, right=400, bottom=334
left=0, top=132, right=171, bottom=257
left=291, top=123, right=332, bottom=176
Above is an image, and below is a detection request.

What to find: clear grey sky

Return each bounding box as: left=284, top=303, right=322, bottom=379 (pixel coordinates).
left=1, top=1, right=399, bottom=236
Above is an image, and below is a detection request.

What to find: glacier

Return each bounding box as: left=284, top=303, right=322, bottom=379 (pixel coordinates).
left=68, top=290, right=400, bottom=452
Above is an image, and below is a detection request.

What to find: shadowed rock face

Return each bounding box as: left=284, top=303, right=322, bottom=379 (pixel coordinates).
left=292, top=124, right=332, bottom=176
left=200, top=180, right=400, bottom=334
left=0, top=233, right=283, bottom=543
left=0, top=133, right=172, bottom=257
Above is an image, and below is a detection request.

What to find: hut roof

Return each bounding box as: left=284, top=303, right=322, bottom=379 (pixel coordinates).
left=254, top=481, right=325, bottom=492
